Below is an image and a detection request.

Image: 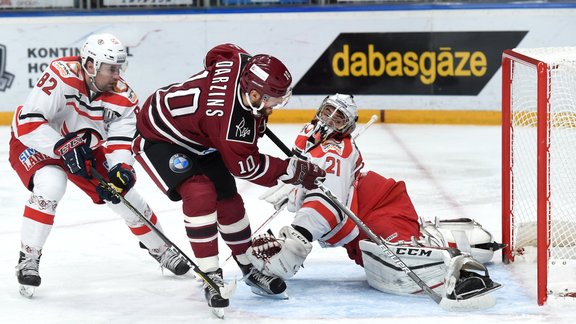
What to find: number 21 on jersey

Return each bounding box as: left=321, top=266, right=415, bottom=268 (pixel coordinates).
left=326, top=156, right=341, bottom=176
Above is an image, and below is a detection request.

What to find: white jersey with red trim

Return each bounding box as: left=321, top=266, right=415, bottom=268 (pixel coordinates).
left=290, top=123, right=364, bottom=247
left=11, top=56, right=139, bottom=167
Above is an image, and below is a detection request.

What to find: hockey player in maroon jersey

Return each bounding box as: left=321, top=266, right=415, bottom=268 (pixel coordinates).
left=248, top=94, right=502, bottom=304
left=133, top=43, right=326, bottom=309
left=10, top=33, right=190, bottom=298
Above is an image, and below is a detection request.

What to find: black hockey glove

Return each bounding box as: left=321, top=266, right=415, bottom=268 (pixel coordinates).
left=279, top=157, right=326, bottom=190
left=53, top=133, right=94, bottom=179
left=96, top=163, right=137, bottom=204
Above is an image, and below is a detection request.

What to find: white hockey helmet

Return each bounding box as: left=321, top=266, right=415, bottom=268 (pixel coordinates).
left=80, top=33, right=127, bottom=77
left=313, top=93, right=358, bottom=142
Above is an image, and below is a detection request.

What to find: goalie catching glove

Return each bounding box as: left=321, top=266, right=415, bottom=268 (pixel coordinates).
left=247, top=226, right=313, bottom=279
left=96, top=163, right=137, bottom=204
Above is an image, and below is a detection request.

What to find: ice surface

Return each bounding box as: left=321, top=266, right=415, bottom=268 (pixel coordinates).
left=1, top=124, right=574, bottom=323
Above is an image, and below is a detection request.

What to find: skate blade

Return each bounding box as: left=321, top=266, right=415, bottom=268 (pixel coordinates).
left=211, top=307, right=225, bottom=319
left=250, top=287, right=289, bottom=300
left=19, top=285, right=35, bottom=298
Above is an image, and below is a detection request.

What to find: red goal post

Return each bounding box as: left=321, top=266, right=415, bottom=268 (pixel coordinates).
left=502, top=47, right=576, bottom=306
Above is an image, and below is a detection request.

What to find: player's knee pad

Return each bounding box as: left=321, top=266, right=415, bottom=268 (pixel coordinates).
left=216, top=193, right=246, bottom=223
left=179, top=175, right=217, bottom=216
left=420, top=217, right=502, bottom=263
left=32, top=165, right=67, bottom=202
left=360, top=240, right=449, bottom=296
left=247, top=226, right=313, bottom=279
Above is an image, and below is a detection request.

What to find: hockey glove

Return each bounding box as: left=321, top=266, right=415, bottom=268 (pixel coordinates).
left=279, top=157, right=326, bottom=190
left=53, top=133, right=94, bottom=179
left=96, top=163, right=137, bottom=204
left=260, top=183, right=294, bottom=211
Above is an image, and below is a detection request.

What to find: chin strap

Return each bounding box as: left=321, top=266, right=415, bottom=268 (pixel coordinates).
left=83, top=67, right=104, bottom=94
left=243, top=91, right=264, bottom=117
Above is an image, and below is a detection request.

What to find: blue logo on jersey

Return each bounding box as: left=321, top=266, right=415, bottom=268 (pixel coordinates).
left=169, top=154, right=191, bottom=173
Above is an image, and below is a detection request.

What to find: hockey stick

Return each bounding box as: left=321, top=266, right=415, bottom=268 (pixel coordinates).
left=260, top=114, right=379, bottom=203
left=248, top=114, right=379, bottom=241
left=264, top=114, right=378, bottom=155
left=314, top=180, right=497, bottom=311
left=264, top=126, right=496, bottom=311
left=315, top=181, right=442, bottom=301
left=352, top=114, right=378, bottom=140
left=90, top=167, right=236, bottom=299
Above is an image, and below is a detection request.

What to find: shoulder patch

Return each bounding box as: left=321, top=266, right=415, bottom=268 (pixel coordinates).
left=226, top=103, right=256, bottom=144
left=113, top=81, right=138, bottom=104
left=51, top=61, right=82, bottom=79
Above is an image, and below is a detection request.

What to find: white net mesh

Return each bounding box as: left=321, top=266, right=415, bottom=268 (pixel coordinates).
left=508, top=47, right=576, bottom=298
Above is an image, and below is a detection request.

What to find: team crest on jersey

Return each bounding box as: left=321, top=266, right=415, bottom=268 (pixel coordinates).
left=102, top=107, right=121, bottom=130
left=53, top=61, right=81, bottom=79
left=321, top=140, right=344, bottom=155
left=169, top=153, right=191, bottom=173
left=19, top=148, right=51, bottom=171
left=227, top=103, right=256, bottom=144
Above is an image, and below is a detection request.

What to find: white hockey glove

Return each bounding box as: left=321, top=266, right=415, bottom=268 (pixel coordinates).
left=259, top=183, right=304, bottom=213
left=247, top=226, right=313, bottom=279
left=259, top=183, right=294, bottom=211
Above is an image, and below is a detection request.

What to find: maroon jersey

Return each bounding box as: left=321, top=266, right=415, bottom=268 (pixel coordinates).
left=136, top=44, right=288, bottom=187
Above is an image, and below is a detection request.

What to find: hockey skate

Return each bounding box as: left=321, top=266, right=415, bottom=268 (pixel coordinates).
left=439, top=254, right=502, bottom=311
left=448, top=268, right=502, bottom=300
left=238, top=262, right=288, bottom=299
left=141, top=242, right=190, bottom=275
left=203, top=268, right=229, bottom=319
left=16, top=251, right=41, bottom=298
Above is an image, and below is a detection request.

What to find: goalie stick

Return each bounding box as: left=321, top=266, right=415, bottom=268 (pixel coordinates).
left=264, top=126, right=498, bottom=311
left=90, top=167, right=236, bottom=300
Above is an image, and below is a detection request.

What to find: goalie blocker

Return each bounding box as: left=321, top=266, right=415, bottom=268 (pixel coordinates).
left=248, top=217, right=502, bottom=301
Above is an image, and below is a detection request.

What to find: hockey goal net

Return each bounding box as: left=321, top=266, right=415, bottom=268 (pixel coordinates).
left=502, top=47, right=576, bottom=305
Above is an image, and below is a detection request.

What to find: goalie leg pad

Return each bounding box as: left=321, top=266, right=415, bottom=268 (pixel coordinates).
left=247, top=226, right=312, bottom=279
left=421, top=217, right=502, bottom=263
left=360, top=240, right=501, bottom=301
left=359, top=240, right=449, bottom=296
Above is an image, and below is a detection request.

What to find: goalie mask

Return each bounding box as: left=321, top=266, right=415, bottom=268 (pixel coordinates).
left=240, top=54, right=293, bottom=116
left=311, top=94, right=358, bottom=144
left=81, top=33, right=127, bottom=81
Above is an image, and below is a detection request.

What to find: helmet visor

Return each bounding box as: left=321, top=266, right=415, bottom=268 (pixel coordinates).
left=98, top=62, right=127, bottom=76
left=263, top=88, right=292, bottom=109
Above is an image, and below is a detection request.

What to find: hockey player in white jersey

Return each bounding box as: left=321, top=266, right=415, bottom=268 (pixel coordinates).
left=9, top=33, right=190, bottom=298
left=248, top=94, right=502, bottom=305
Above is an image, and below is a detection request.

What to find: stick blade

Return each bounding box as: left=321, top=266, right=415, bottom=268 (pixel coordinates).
left=220, top=278, right=237, bottom=299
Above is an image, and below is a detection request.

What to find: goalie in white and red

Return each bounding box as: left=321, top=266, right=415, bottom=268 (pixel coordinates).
left=248, top=93, right=503, bottom=303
